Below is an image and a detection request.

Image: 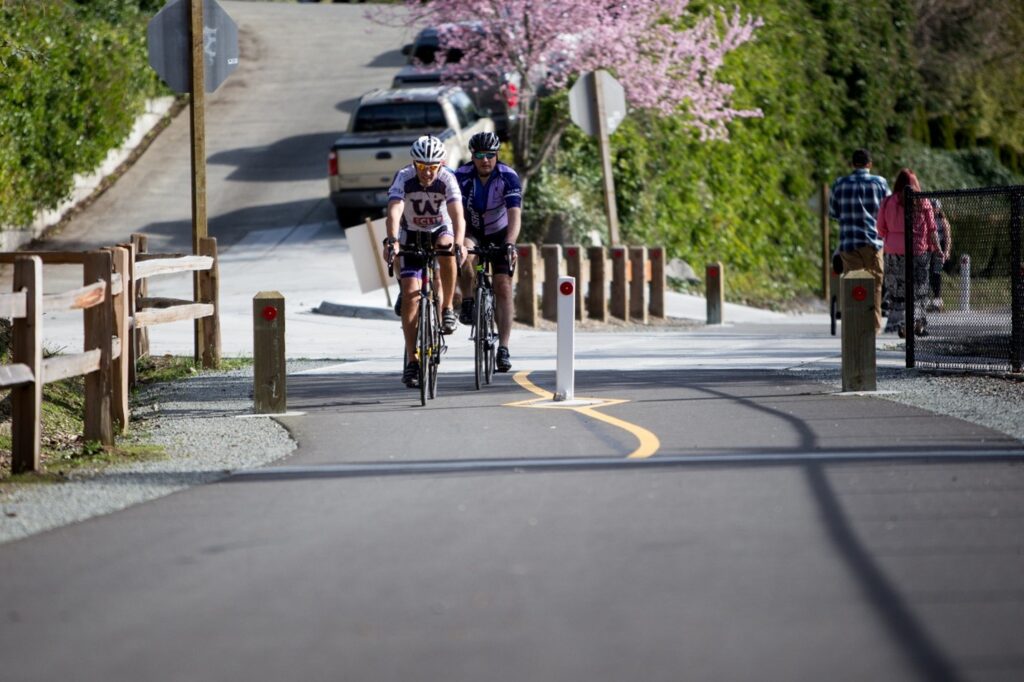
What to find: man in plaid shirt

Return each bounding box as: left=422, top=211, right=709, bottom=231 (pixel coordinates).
left=829, top=149, right=890, bottom=332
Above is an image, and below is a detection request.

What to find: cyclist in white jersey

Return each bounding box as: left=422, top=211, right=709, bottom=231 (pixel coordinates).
left=381, top=135, right=466, bottom=387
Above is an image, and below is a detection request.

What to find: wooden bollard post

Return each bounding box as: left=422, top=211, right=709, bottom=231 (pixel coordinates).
left=649, top=246, right=666, bottom=318
left=514, top=244, right=537, bottom=327
left=706, top=261, right=724, bottom=325
left=84, top=250, right=114, bottom=446
left=841, top=270, right=876, bottom=392
left=629, top=246, right=648, bottom=324
left=610, top=246, right=630, bottom=320
left=541, top=244, right=562, bottom=322
left=11, top=256, right=43, bottom=474
left=199, top=236, right=221, bottom=369
left=565, top=245, right=585, bottom=320
left=587, top=246, right=608, bottom=322
left=254, top=291, right=287, bottom=414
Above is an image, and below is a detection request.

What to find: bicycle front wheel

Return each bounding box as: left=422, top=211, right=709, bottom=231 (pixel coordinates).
left=428, top=297, right=440, bottom=399
left=473, top=289, right=485, bottom=390
left=418, top=294, right=430, bottom=406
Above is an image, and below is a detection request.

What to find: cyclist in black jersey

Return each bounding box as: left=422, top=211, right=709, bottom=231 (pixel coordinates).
left=454, top=132, right=522, bottom=372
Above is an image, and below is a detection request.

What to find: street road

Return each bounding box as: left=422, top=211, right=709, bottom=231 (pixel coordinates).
left=2, top=3, right=1023, bottom=681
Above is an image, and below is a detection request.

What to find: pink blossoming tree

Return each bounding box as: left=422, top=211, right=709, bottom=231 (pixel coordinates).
left=381, top=0, right=763, bottom=188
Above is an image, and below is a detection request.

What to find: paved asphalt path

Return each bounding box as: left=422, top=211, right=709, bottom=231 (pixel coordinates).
left=3, top=366, right=1024, bottom=681
left=3, top=3, right=1024, bottom=681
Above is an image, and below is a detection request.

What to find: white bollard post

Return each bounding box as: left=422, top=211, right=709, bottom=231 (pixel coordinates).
left=959, top=254, right=971, bottom=312
left=554, top=276, right=576, bottom=402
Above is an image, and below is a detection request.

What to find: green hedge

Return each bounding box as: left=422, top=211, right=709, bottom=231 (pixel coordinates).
left=525, top=0, right=1023, bottom=306
left=0, top=0, right=162, bottom=229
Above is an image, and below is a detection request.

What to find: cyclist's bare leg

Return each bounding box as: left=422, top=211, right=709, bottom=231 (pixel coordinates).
left=459, top=235, right=478, bottom=302
left=400, top=277, right=421, bottom=363
left=494, top=273, right=514, bottom=346
left=436, top=236, right=456, bottom=311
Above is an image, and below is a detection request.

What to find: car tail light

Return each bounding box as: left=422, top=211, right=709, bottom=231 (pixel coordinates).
left=328, top=150, right=338, bottom=176
left=505, top=83, right=518, bottom=109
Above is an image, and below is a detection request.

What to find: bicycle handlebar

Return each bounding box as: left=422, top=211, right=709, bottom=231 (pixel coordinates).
left=386, top=244, right=456, bottom=277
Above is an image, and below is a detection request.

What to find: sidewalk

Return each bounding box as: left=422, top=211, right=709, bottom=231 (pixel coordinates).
left=20, top=219, right=849, bottom=370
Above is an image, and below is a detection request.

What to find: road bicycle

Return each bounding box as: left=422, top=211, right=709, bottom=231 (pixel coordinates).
left=467, top=243, right=512, bottom=389
left=388, top=237, right=453, bottom=406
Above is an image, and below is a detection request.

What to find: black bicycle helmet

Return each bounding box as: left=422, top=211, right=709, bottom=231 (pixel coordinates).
left=468, top=131, right=501, bottom=153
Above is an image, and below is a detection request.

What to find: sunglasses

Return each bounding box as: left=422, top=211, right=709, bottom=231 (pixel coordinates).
left=473, top=152, right=497, bottom=160
left=414, top=161, right=441, bottom=172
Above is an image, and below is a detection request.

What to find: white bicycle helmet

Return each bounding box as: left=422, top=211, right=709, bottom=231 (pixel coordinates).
left=410, top=135, right=447, bottom=164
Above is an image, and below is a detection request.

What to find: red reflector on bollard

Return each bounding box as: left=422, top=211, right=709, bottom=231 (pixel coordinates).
left=852, top=286, right=867, bottom=302
left=262, top=305, right=278, bottom=321
left=708, top=267, right=719, bottom=278
left=560, top=281, right=574, bottom=296
left=567, top=247, right=577, bottom=258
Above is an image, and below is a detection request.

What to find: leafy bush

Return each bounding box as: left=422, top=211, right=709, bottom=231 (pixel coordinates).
left=527, top=0, right=1021, bottom=306
left=0, top=0, right=162, bottom=228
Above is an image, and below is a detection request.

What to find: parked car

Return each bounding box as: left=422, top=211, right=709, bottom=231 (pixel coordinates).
left=327, top=85, right=495, bottom=227
left=393, top=24, right=518, bottom=141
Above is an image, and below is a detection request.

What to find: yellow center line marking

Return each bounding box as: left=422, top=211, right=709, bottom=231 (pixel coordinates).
left=505, top=371, right=660, bottom=459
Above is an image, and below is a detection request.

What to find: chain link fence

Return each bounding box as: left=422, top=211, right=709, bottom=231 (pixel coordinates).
left=904, top=185, right=1024, bottom=372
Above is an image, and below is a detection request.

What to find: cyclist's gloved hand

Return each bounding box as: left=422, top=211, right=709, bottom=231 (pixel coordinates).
left=454, top=244, right=464, bottom=267
left=505, top=242, right=517, bottom=267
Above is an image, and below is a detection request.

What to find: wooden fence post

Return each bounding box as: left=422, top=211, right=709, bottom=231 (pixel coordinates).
left=564, top=245, right=585, bottom=320
left=629, top=246, right=648, bottom=324
left=199, top=236, right=221, bottom=369
left=541, top=244, right=562, bottom=322
left=706, top=261, right=724, bottom=325
left=254, top=291, right=286, bottom=414
left=120, top=242, right=138, bottom=388
left=587, top=246, right=608, bottom=322
left=83, top=250, right=114, bottom=447
left=11, top=256, right=43, bottom=474
left=107, top=246, right=130, bottom=432
left=610, top=246, right=629, bottom=320
left=514, top=244, right=537, bottom=327
left=131, top=233, right=150, bottom=360
left=841, top=270, right=877, bottom=392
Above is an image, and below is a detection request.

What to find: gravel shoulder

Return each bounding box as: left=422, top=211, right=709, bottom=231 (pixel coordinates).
left=3, top=359, right=1023, bottom=545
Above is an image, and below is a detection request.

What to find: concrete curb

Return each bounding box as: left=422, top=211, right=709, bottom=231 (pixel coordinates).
left=314, top=300, right=396, bottom=321
left=0, top=96, right=178, bottom=251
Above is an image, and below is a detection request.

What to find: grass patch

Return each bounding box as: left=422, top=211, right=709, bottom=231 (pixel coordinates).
left=1, top=348, right=250, bottom=483
left=135, top=354, right=252, bottom=386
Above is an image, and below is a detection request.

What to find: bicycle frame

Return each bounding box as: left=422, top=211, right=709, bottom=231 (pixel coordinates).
left=388, top=235, right=452, bottom=405
left=468, top=244, right=507, bottom=389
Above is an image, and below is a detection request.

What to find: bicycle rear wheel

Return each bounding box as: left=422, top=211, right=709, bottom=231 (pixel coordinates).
left=483, top=289, right=496, bottom=384
left=418, top=294, right=430, bottom=406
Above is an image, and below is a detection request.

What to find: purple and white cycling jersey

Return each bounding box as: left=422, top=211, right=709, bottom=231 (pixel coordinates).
left=387, top=165, right=462, bottom=233
left=454, top=162, right=522, bottom=238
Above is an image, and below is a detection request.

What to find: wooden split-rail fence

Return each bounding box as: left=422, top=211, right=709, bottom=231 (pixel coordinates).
left=0, top=234, right=220, bottom=474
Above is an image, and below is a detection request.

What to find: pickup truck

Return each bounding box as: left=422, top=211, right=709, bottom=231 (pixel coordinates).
left=327, top=85, right=495, bottom=228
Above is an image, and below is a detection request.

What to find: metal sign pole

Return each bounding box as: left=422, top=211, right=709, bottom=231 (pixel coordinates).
left=189, top=0, right=207, bottom=362
left=593, top=72, right=621, bottom=246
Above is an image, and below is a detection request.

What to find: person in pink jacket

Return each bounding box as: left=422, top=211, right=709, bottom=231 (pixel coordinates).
left=876, top=168, right=943, bottom=336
